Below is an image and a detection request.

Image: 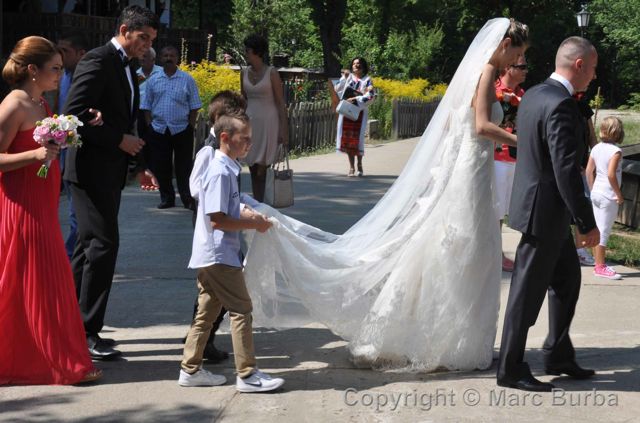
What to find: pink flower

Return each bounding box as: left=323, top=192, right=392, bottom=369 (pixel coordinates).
left=33, top=125, right=51, bottom=143
left=52, top=130, right=67, bottom=143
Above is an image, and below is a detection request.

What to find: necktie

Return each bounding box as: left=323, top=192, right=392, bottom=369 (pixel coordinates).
left=118, top=49, right=130, bottom=67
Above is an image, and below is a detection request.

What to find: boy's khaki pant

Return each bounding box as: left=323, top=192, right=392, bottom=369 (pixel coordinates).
left=181, top=264, right=256, bottom=378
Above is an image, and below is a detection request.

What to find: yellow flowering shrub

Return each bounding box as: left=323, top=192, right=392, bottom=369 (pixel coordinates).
left=179, top=61, right=241, bottom=108
left=372, top=77, right=447, bottom=101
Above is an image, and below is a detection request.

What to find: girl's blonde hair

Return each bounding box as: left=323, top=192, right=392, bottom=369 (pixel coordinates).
left=599, top=116, right=625, bottom=144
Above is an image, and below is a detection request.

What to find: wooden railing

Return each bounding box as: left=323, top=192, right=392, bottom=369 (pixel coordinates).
left=391, top=98, right=440, bottom=139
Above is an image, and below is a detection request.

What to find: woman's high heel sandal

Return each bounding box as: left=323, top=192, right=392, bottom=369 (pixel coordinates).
left=78, top=368, right=103, bottom=384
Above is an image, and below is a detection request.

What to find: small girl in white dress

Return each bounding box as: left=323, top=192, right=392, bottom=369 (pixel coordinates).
left=585, top=116, right=625, bottom=280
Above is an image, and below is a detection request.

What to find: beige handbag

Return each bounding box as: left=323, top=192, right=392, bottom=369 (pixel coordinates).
left=264, top=147, right=294, bottom=208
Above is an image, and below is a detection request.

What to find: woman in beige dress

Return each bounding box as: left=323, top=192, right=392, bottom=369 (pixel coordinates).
left=241, top=34, right=288, bottom=202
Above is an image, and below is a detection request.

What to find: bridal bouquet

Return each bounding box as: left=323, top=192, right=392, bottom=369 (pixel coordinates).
left=33, top=114, right=83, bottom=178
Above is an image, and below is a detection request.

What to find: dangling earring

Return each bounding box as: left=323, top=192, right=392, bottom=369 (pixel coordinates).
left=32, top=74, right=36, bottom=82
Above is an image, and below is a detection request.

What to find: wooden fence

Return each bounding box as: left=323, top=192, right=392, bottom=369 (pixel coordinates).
left=192, top=97, right=441, bottom=155
left=287, top=101, right=337, bottom=152
left=391, top=98, right=440, bottom=139
left=193, top=100, right=337, bottom=154
left=617, top=143, right=640, bottom=228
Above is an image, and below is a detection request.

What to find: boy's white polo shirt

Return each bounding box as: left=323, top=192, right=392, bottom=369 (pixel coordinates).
left=189, top=149, right=242, bottom=269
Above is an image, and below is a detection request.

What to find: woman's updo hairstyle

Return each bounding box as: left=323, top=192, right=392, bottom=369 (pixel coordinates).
left=504, top=19, right=529, bottom=47
left=2, top=36, right=60, bottom=87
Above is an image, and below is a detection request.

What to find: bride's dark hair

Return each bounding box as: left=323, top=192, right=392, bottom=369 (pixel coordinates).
left=504, top=18, right=529, bottom=47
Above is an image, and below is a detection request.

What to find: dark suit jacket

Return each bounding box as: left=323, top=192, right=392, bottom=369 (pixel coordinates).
left=63, top=41, right=139, bottom=190
left=509, top=78, right=596, bottom=239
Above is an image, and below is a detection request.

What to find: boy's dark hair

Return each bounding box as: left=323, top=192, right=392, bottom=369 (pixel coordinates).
left=115, top=5, right=159, bottom=34
left=59, top=31, right=89, bottom=51
left=243, top=34, right=269, bottom=58
left=214, top=113, right=250, bottom=140
left=208, top=90, right=247, bottom=124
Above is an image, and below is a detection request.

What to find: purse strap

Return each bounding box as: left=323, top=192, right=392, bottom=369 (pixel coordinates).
left=273, top=145, right=290, bottom=171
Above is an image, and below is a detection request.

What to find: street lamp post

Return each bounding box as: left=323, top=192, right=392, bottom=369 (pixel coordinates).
left=576, top=4, right=591, bottom=38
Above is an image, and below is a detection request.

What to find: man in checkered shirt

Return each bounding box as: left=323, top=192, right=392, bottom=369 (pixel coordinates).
left=141, top=45, right=201, bottom=209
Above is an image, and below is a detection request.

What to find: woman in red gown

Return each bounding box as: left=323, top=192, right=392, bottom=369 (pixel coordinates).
left=0, top=36, right=101, bottom=385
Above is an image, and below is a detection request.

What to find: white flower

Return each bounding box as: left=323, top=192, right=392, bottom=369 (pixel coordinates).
left=58, top=117, right=73, bottom=131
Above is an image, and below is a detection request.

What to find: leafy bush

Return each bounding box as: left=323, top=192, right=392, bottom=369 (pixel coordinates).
left=367, top=78, right=446, bottom=139
left=623, top=93, right=640, bottom=111
left=179, top=61, right=241, bottom=108
left=367, top=96, right=393, bottom=139
left=372, top=77, right=446, bottom=101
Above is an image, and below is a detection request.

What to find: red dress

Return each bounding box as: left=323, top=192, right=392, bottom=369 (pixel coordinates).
left=0, top=123, right=95, bottom=385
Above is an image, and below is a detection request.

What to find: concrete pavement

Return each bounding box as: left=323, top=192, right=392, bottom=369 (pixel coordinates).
left=1, top=137, right=639, bottom=422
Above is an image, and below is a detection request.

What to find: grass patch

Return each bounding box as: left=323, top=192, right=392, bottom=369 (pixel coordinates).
left=605, top=232, right=640, bottom=267
left=621, top=120, right=640, bottom=146
left=607, top=223, right=640, bottom=267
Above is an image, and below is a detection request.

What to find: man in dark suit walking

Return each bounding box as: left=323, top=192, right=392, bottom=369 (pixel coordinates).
left=63, top=5, right=159, bottom=359
left=497, top=37, right=600, bottom=391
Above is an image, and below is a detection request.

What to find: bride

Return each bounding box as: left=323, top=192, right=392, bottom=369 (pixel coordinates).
left=244, top=18, right=528, bottom=372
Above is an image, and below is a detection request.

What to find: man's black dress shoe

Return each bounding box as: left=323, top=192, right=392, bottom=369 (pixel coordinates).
left=157, top=201, right=175, bottom=209
left=95, top=334, right=116, bottom=347
left=497, top=374, right=555, bottom=392
left=545, top=361, right=595, bottom=379
left=203, top=344, right=229, bottom=363
left=87, top=336, right=122, bottom=360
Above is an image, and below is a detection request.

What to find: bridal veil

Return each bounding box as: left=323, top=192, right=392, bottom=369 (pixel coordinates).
left=244, top=18, right=510, bottom=371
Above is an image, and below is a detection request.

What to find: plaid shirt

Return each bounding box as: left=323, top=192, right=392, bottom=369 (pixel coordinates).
left=140, top=68, right=201, bottom=135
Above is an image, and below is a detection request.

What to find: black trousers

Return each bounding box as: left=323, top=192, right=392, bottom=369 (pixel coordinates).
left=148, top=127, right=194, bottom=206
left=497, top=231, right=581, bottom=381
left=70, top=183, right=122, bottom=336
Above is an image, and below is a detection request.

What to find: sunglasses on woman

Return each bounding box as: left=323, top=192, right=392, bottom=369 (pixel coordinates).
left=510, top=64, right=528, bottom=70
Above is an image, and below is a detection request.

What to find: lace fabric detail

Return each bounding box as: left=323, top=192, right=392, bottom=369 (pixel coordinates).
left=243, top=19, right=510, bottom=372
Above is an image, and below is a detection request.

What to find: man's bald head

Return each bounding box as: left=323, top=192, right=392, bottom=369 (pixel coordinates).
left=555, top=37, right=595, bottom=69
left=554, top=36, right=598, bottom=92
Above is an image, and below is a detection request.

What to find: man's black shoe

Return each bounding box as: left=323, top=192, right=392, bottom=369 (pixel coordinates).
left=203, top=344, right=229, bottom=363
left=157, top=201, right=175, bottom=209
left=96, top=334, right=116, bottom=347
left=87, top=335, right=122, bottom=360
left=497, top=374, right=555, bottom=392
left=545, top=361, right=595, bottom=379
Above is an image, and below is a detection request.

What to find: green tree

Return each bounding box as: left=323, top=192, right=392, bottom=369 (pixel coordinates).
left=228, top=0, right=323, bottom=69
left=308, top=0, right=348, bottom=76
left=590, top=0, right=640, bottom=106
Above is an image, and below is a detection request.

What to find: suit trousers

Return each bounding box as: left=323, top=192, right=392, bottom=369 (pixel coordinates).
left=181, top=264, right=256, bottom=378
left=148, top=127, right=194, bottom=206
left=497, top=230, right=581, bottom=381
left=70, top=183, right=122, bottom=336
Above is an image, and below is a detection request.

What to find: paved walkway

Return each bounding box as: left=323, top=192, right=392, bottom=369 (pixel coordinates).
left=2, top=138, right=639, bottom=422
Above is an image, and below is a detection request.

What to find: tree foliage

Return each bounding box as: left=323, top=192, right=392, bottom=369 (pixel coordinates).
left=168, top=0, right=639, bottom=106
left=590, top=0, right=640, bottom=106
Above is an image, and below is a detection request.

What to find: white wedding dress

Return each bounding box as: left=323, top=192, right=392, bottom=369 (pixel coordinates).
left=244, top=18, right=510, bottom=372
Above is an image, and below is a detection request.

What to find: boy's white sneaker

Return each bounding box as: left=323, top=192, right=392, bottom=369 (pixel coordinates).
left=236, top=369, right=284, bottom=393
left=577, top=248, right=595, bottom=266
left=178, top=368, right=227, bottom=387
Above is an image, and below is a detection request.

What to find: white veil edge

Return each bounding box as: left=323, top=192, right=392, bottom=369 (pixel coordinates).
left=243, top=18, right=511, bottom=336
